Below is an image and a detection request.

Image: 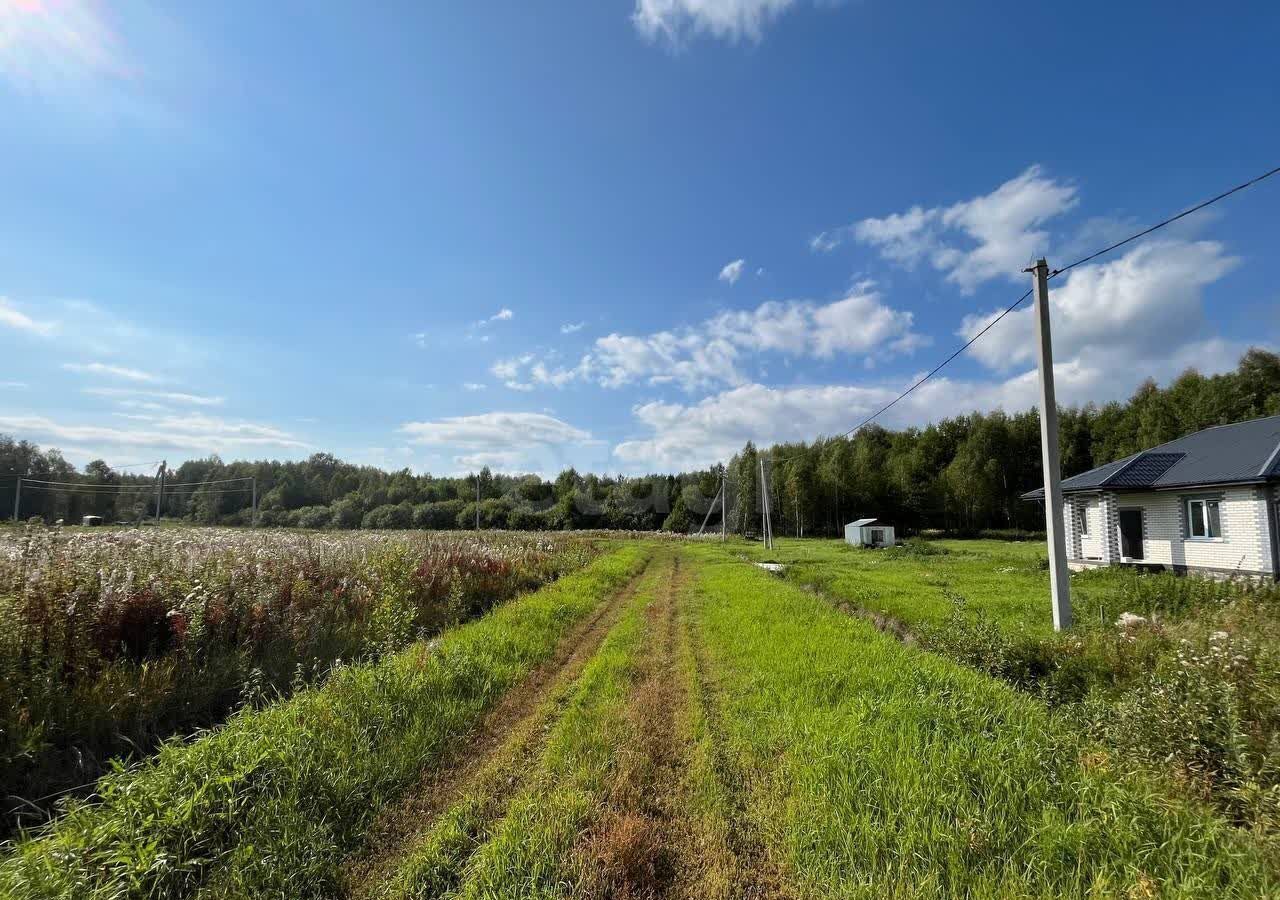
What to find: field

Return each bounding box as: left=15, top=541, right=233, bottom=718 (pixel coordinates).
left=0, top=525, right=601, bottom=832
left=2, top=532, right=1278, bottom=897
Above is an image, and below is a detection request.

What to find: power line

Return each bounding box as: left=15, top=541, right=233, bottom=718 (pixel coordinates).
left=19, top=475, right=254, bottom=489
left=1049, top=164, right=1280, bottom=278
left=761, top=161, right=1280, bottom=464
left=20, top=484, right=252, bottom=496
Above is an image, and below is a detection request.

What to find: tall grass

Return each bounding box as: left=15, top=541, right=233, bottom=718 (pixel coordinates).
left=0, top=542, right=648, bottom=900
left=686, top=545, right=1275, bottom=897
left=0, top=525, right=595, bottom=831
left=748, top=537, right=1280, bottom=840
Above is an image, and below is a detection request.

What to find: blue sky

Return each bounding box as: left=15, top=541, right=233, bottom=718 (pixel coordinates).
left=1, top=0, right=1278, bottom=477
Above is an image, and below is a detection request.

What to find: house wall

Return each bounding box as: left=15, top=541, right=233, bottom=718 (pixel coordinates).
left=1111, top=486, right=1274, bottom=576
left=1061, top=495, right=1105, bottom=561
left=1078, top=497, right=1105, bottom=559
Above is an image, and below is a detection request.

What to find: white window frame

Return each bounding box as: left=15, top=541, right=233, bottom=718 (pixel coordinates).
left=1076, top=503, right=1090, bottom=536
left=1185, top=497, right=1223, bottom=541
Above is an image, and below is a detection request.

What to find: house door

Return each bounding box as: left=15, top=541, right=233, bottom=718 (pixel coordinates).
left=1119, top=509, right=1144, bottom=560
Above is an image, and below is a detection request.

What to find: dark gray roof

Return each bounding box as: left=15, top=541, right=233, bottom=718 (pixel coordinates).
left=1023, top=415, right=1280, bottom=500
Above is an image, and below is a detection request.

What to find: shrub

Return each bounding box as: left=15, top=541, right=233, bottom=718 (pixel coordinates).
left=295, top=505, right=333, bottom=530
left=362, top=501, right=414, bottom=530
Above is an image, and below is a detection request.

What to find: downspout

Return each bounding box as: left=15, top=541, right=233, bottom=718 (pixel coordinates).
left=1267, top=484, right=1280, bottom=582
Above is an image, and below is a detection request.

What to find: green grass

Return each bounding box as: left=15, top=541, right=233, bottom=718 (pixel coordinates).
left=377, top=552, right=662, bottom=899
left=686, top=543, right=1275, bottom=898
left=0, top=542, right=650, bottom=900
left=743, top=536, right=1269, bottom=636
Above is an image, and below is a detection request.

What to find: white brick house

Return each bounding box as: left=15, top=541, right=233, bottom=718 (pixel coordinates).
left=1023, top=416, right=1280, bottom=579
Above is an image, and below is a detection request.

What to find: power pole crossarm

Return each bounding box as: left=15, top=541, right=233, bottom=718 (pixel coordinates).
left=1029, top=259, right=1072, bottom=631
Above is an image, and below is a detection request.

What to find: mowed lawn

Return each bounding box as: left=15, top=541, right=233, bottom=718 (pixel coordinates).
left=740, top=537, right=1171, bottom=636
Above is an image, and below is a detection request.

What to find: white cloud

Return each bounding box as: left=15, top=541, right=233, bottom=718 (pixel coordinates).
left=959, top=239, right=1238, bottom=371
left=63, top=361, right=159, bottom=382
left=462, top=382, right=487, bottom=392
left=411, top=331, right=428, bottom=348
left=809, top=231, right=841, bottom=253
left=853, top=165, right=1078, bottom=292
left=0, top=413, right=307, bottom=453
left=477, top=308, right=514, bottom=327
left=611, top=332, right=1262, bottom=472
left=718, top=258, right=746, bottom=285
left=495, top=285, right=926, bottom=394
left=399, top=412, right=592, bottom=464
left=0, top=381, right=28, bottom=389
left=84, top=387, right=225, bottom=406
left=0, top=297, right=57, bottom=336
left=560, top=321, right=585, bottom=334
left=633, top=0, right=821, bottom=45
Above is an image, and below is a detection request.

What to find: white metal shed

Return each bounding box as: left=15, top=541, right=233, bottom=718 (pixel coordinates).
left=844, top=518, right=895, bottom=547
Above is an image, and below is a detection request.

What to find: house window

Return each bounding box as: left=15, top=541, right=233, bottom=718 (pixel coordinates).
left=1077, top=504, right=1089, bottom=536
left=1186, top=498, right=1222, bottom=539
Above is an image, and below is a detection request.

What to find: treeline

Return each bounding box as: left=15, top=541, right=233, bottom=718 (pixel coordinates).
left=722, top=348, right=1280, bottom=536
left=3, top=349, right=1278, bottom=535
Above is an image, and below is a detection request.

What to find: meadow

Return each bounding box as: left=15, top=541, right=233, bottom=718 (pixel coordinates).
left=744, top=537, right=1280, bottom=849
left=2, top=533, right=1277, bottom=898
left=0, top=524, right=598, bottom=833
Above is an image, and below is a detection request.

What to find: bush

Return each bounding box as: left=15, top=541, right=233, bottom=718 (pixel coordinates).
left=413, top=499, right=465, bottom=530
left=882, top=537, right=950, bottom=559
left=295, top=505, right=333, bottom=530
left=362, top=501, right=414, bottom=530
left=329, top=497, right=364, bottom=529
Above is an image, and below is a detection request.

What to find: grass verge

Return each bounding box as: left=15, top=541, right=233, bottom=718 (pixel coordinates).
left=0, top=542, right=650, bottom=900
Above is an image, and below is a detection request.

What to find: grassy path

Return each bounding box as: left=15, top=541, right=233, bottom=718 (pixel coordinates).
left=346, top=550, right=658, bottom=896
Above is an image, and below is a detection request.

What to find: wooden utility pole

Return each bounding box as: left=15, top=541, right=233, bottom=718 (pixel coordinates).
left=1029, top=259, right=1072, bottom=630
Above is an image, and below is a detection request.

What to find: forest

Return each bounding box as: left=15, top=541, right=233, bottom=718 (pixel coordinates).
left=4, top=348, right=1279, bottom=536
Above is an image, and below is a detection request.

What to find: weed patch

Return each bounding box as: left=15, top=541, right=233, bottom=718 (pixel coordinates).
left=0, top=543, right=648, bottom=900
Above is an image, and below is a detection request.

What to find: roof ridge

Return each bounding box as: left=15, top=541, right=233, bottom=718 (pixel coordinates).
left=1144, top=414, right=1280, bottom=453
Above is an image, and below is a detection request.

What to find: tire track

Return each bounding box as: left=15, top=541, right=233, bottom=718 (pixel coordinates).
left=343, top=550, right=659, bottom=898
left=682, top=569, right=794, bottom=900
left=571, top=552, right=690, bottom=898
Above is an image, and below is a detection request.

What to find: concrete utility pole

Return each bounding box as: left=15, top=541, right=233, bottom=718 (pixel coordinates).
left=721, top=474, right=726, bottom=542
left=759, top=458, right=775, bottom=550
left=251, top=476, right=258, bottom=528
left=1029, top=259, right=1072, bottom=631
left=154, top=461, right=166, bottom=524
left=475, top=474, right=481, bottom=530
left=697, top=480, right=722, bottom=536
left=12, top=476, right=21, bottom=522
